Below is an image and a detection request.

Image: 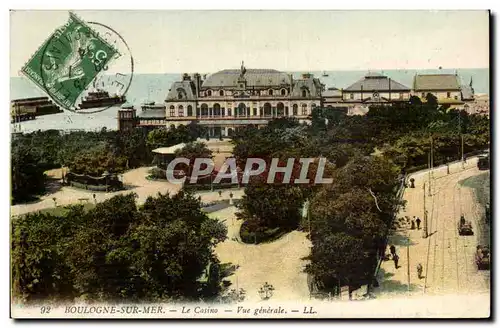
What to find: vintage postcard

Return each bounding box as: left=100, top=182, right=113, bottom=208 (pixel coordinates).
left=10, top=10, right=491, bottom=319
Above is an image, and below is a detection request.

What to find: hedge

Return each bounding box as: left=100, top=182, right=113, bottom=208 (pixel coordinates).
left=70, top=181, right=117, bottom=192
left=183, top=183, right=241, bottom=192
left=239, top=220, right=286, bottom=244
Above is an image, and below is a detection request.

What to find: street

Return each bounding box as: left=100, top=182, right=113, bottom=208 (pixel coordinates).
left=375, top=158, right=490, bottom=301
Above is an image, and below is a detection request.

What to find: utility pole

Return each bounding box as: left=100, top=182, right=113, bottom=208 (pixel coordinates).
left=407, top=228, right=411, bottom=294
left=458, top=111, right=464, bottom=169
left=423, top=182, right=428, bottom=238
left=428, top=151, right=432, bottom=197
left=461, top=134, right=465, bottom=169
left=308, top=201, right=311, bottom=239
left=430, top=136, right=434, bottom=180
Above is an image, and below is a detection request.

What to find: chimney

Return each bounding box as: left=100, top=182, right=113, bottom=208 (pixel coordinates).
left=389, top=78, right=391, bottom=101
left=194, top=73, right=201, bottom=97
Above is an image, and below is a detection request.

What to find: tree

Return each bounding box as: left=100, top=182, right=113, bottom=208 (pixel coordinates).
left=128, top=191, right=227, bottom=300
left=68, top=146, right=127, bottom=176
left=174, top=142, right=213, bottom=177
left=12, top=192, right=227, bottom=303
left=11, top=143, right=46, bottom=203
left=305, top=155, right=401, bottom=295
left=175, top=142, right=213, bottom=163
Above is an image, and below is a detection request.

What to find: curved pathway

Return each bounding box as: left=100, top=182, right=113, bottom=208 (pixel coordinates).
left=209, top=207, right=311, bottom=302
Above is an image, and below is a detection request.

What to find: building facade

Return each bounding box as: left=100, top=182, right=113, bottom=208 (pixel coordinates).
left=322, top=72, right=411, bottom=115
left=117, top=108, right=167, bottom=132
left=412, top=73, right=465, bottom=106
left=164, top=63, right=323, bottom=137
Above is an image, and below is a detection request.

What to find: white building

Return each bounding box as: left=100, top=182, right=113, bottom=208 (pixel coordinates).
left=164, top=63, right=323, bottom=137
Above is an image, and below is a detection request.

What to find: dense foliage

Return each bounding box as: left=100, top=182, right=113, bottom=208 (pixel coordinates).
left=11, top=192, right=227, bottom=303
left=231, top=94, right=489, bottom=295
left=11, top=143, right=46, bottom=203
left=11, top=123, right=206, bottom=202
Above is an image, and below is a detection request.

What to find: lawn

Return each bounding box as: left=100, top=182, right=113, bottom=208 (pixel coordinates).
left=16, top=203, right=96, bottom=218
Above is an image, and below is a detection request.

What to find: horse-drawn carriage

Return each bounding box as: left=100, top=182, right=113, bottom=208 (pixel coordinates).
left=457, top=215, right=474, bottom=236
left=475, top=245, right=490, bottom=270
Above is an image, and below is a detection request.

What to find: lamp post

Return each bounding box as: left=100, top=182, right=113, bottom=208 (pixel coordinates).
left=102, top=170, right=110, bottom=192
left=258, top=282, right=275, bottom=300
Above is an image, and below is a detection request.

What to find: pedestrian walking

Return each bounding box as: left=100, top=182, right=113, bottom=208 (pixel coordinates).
left=393, top=254, right=399, bottom=269
left=390, top=245, right=396, bottom=257
left=417, top=263, right=423, bottom=279
left=416, top=217, right=421, bottom=230
left=411, top=220, right=416, bottom=230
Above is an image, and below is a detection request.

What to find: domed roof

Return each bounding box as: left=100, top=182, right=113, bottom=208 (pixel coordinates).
left=202, top=69, right=291, bottom=88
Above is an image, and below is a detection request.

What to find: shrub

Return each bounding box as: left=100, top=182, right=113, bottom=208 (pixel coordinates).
left=239, top=219, right=285, bottom=244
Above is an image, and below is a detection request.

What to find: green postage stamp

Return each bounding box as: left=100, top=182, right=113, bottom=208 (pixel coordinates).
left=21, top=12, right=119, bottom=109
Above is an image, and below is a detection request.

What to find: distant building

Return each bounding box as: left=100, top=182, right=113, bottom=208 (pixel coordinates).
left=164, top=63, right=323, bottom=137
left=412, top=73, right=465, bottom=106
left=323, top=72, right=410, bottom=115
left=343, top=72, right=411, bottom=104
left=322, top=88, right=348, bottom=113
left=117, top=109, right=137, bottom=131
left=117, top=108, right=166, bottom=132
left=465, top=94, right=489, bottom=116
left=460, top=77, right=475, bottom=102
left=11, top=96, right=62, bottom=116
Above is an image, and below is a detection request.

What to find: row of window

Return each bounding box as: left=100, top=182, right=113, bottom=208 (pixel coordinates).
left=420, top=92, right=458, bottom=100
left=199, top=88, right=311, bottom=98
left=344, top=92, right=459, bottom=100
left=168, top=104, right=313, bottom=117
left=347, top=92, right=406, bottom=100
left=139, top=119, right=166, bottom=125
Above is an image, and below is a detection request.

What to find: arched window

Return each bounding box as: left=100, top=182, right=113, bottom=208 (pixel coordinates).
left=187, top=105, right=193, bottom=116
left=277, top=103, right=285, bottom=116
left=311, top=103, right=317, bottom=109
left=281, top=89, right=286, bottom=96
left=292, top=104, right=298, bottom=116
left=213, top=103, right=221, bottom=116
left=238, top=103, right=246, bottom=116
left=201, top=104, right=209, bottom=117
left=264, top=103, right=272, bottom=117
left=269, top=89, right=273, bottom=96
left=178, top=105, right=184, bottom=117
left=207, top=90, right=212, bottom=97
left=219, top=90, right=224, bottom=96
left=177, top=88, right=185, bottom=100
left=169, top=105, right=175, bottom=117
left=301, top=104, right=308, bottom=116
left=302, top=90, right=307, bottom=98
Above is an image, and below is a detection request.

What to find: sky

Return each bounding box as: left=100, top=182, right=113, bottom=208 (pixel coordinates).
left=10, top=10, right=489, bottom=76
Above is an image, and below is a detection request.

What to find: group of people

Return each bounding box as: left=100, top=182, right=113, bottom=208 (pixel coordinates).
left=388, top=244, right=424, bottom=279
left=410, top=216, right=422, bottom=230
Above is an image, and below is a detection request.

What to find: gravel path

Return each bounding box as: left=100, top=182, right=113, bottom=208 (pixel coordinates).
left=209, top=207, right=312, bottom=302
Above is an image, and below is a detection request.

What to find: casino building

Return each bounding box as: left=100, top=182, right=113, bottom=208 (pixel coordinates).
left=164, top=63, right=323, bottom=137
